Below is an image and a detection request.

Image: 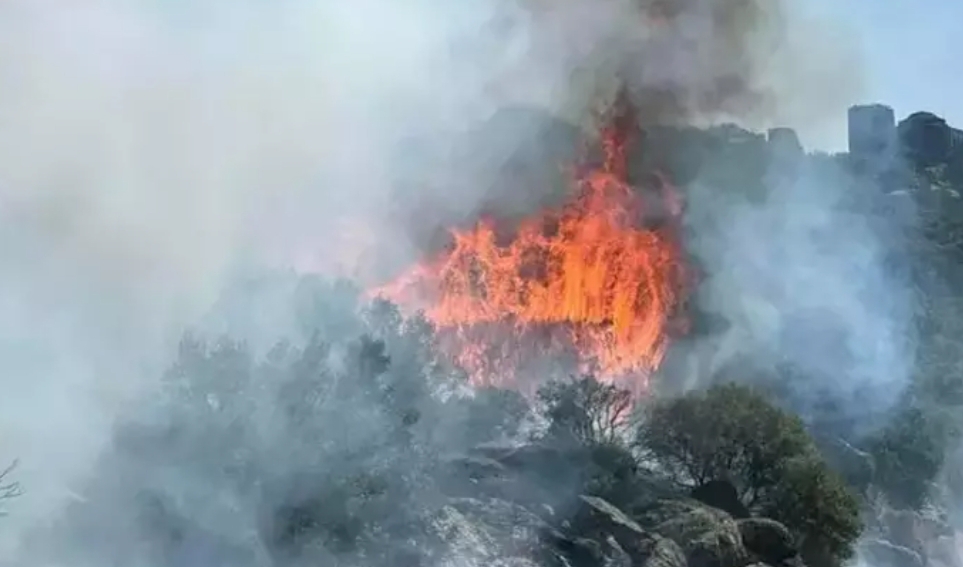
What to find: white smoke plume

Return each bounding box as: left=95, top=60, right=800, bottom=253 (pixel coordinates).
left=678, top=157, right=918, bottom=436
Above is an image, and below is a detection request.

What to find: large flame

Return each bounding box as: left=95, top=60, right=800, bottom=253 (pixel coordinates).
left=373, top=96, right=690, bottom=393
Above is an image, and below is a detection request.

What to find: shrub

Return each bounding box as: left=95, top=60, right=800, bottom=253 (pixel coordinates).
left=635, top=383, right=862, bottom=565
left=537, top=375, right=632, bottom=445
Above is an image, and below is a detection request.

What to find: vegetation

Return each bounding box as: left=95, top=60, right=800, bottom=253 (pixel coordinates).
left=528, top=376, right=862, bottom=565
left=766, top=454, right=863, bottom=567
left=632, top=383, right=861, bottom=564
left=537, top=375, right=633, bottom=445
left=19, top=109, right=963, bottom=565
left=864, top=402, right=946, bottom=510
left=42, top=280, right=864, bottom=567
left=635, top=383, right=812, bottom=504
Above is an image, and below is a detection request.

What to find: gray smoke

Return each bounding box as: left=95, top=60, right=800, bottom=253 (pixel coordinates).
left=0, top=0, right=869, bottom=563
left=676, top=155, right=918, bottom=437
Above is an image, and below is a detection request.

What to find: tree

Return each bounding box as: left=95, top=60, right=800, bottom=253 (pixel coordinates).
left=865, top=403, right=945, bottom=510
left=634, top=383, right=810, bottom=506
left=635, top=383, right=861, bottom=566
left=0, top=460, right=21, bottom=516
left=537, top=375, right=633, bottom=445
left=766, top=456, right=862, bottom=567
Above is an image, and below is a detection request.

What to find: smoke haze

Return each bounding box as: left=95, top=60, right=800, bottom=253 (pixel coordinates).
left=0, top=0, right=879, bottom=563
left=678, top=160, right=917, bottom=436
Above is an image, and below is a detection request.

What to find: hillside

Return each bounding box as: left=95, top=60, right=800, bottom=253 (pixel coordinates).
left=6, top=104, right=963, bottom=567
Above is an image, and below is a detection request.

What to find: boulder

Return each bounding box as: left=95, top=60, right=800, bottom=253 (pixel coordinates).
left=491, top=559, right=544, bottom=567
left=562, top=495, right=687, bottom=567
left=577, top=495, right=647, bottom=538
left=543, top=531, right=610, bottom=567
left=429, top=497, right=551, bottom=564
left=899, top=111, right=954, bottom=166
left=544, top=529, right=664, bottom=567
left=643, top=534, right=689, bottom=567
left=604, top=535, right=635, bottom=567
left=444, top=454, right=509, bottom=479
left=572, top=495, right=651, bottom=560
left=690, top=480, right=750, bottom=519
left=737, top=518, right=797, bottom=565
left=637, top=498, right=748, bottom=567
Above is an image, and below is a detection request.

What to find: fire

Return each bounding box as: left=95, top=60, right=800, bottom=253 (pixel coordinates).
left=372, top=96, right=689, bottom=392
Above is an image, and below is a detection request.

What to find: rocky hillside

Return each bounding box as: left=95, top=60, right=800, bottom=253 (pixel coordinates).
left=9, top=106, right=963, bottom=567
left=425, top=442, right=803, bottom=567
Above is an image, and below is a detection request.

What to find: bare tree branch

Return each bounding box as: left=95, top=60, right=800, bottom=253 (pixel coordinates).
left=0, top=460, right=23, bottom=512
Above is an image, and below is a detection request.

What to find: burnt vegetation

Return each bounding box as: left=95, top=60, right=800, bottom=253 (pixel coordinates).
left=10, top=106, right=963, bottom=567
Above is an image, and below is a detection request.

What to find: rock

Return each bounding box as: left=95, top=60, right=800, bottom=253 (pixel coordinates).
left=768, top=127, right=804, bottom=166
left=572, top=495, right=651, bottom=561
left=471, top=443, right=586, bottom=494
left=491, top=558, right=544, bottom=567
left=637, top=499, right=748, bottom=567
left=604, top=534, right=634, bottom=567
left=543, top=531, right=610, bottom=567
left=737, top=518, right=797, bottom=565
left=561, top=495, right=687, bottom=567
left=578, top=495, right=647, bottom=538
left=444, top=454, right=509, bottom=479
left=642, top=534, right=688, bottom=567
left=544, top=529, right=654, bottom=567
left=899, top=111, right=954, bottom=166
left=690, top=480, right=750, bottom=519
left=429, top=497, right=550, bottom=564
left=860, top=537, right=924, bottom=567
left=446, top=496, right=549, bottom=542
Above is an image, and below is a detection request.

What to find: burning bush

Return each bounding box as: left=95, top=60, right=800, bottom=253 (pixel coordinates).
left=373, top=95, right=690, bottom=394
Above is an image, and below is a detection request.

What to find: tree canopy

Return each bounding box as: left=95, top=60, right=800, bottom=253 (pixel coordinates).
left=634, top=383, right=862, bottom=565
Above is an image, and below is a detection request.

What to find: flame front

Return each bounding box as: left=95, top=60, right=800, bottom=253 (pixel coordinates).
left=373, top=99, right=689, bottom=393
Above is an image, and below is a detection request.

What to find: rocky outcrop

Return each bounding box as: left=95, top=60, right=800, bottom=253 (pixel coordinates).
left=439, top=445, right=808, bottom=567
left=258, top=442, right=800, bottom=567
left=427, top=497, right=553, bottom=565
left=767, top=127, right=803, bottom=168
left=635, top=498, right=747, bottom=567
left=690, top=480, right=750, bottom=519
left=737, top=518, right=799, bottom=567
left=899, top=112, right=956, bottom=167
left=565, top=495, right=688, bottom=567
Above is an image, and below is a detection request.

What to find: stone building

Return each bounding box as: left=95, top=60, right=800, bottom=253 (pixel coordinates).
left=848, top=104, right=898, bottom=165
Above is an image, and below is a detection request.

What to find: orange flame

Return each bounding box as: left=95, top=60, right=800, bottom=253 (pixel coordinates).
left=372, top=97, right=689, bottom=393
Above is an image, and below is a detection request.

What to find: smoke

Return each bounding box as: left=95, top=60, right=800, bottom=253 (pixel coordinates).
left=0, top=0, right=871, bottom=563
left=676, top=156, right=918, bottom=437
left=512, top=0, right=863, bottom=147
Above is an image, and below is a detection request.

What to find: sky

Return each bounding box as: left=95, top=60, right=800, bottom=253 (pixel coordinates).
left=810, top=0, right=960, bottom=141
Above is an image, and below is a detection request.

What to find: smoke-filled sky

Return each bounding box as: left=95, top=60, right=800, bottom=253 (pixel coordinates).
left=807, top=0, right=961, bottom=149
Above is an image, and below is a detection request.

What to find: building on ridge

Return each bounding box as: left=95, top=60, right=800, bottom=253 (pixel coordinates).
left=848, top=104, right=897, bottom=160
